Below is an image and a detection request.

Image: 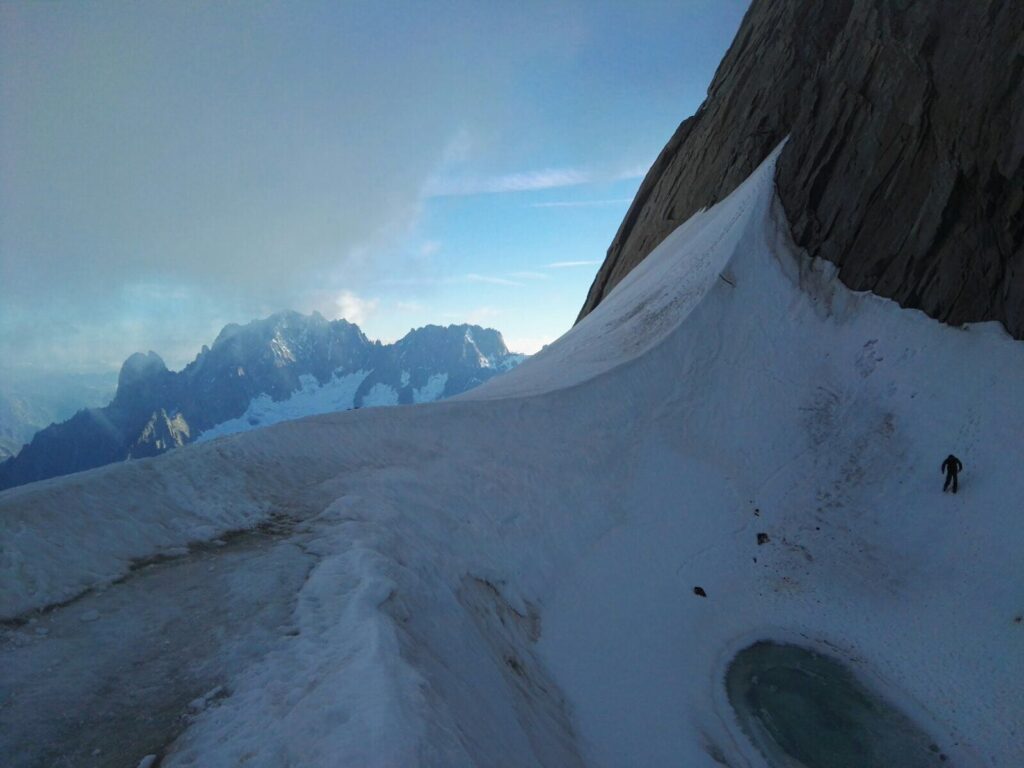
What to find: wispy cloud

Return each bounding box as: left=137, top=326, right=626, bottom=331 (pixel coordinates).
left=464, top=273, right=524, bottom=287
left=506, top=271, right=549, bottom=280
left=380, top=273, right=526, bottom=289
left=426, top=166, right=644, bottom=197
left=545, top=260, right=602, bottom=269
left=529, top=198, right=634, bottom=209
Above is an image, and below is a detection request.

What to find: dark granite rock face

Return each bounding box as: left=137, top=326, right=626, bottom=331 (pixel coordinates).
left=579, top=0, right=1024, bottom=337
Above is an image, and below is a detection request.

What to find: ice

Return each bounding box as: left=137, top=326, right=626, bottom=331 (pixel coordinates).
left=412, top=373, right=448, bottom=404
left=725, top=642, right=949, bottom=767
left=360, top=382, right=399, bottom=407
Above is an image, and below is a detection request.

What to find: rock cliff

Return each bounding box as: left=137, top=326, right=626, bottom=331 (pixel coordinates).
left=579, top=0, right=1024, bottom=336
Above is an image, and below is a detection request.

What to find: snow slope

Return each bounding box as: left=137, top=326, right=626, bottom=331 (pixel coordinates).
left=2, top=146, right=1021, bottom=767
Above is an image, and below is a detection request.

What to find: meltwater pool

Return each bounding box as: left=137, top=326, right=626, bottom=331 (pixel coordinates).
left=725, top=642, right=951, bottom=768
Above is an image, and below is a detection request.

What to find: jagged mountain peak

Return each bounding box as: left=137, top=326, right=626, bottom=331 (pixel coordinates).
left=0, top=312, right=524, bottom=490
left=210, top=310, right=335, bottom=350
left=397, top=323, right=509, bottom=352
left=391, top=324, right=514, bottom=374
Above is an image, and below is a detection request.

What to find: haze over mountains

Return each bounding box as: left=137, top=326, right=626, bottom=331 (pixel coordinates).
left=0, top=312, right=523, bottom=490
left=0, top=373, right=117, bottom=462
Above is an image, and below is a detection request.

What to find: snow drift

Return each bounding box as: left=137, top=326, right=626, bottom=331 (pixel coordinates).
left=1, top=147, right=1021, bottom=767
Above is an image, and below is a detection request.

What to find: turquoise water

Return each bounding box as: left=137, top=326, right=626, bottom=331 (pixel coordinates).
left=725, top=642, right=950, bottom=768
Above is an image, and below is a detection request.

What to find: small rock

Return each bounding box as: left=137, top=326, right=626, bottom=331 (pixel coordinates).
left=693, top=586, right=707, bottom=598
left=80, top=609, right=100, bottom=622
left=757, top=533, right=770, bottom=545
left=137, top=755, right=157, bottom=768
left=34, top=627, right=49, bottom=636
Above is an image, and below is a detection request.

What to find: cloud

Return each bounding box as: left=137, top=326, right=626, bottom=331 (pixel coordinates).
left=425, top=167, right=644, bottom=197
left=426, top=167, right=595, bottom=196
left=374, top=272, right=526, bottom=289
left=545, top=260, right=602, bottom=269
left=529, top=198, right=634, bottom=208
left=334, top=291, right=379, bottom=325
left=506, top=271, right=549, bottom=280
left=0, top=2, right=570, bottom=370
left=0, top=0, right=744, bottom=373
left=463, top=273, right=524, bottom=287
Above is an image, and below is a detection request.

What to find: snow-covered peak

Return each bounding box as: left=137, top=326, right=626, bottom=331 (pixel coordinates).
left=208, top=310, right=338, bottom=353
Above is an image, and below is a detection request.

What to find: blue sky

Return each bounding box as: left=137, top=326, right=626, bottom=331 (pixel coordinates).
left=0, top=0, right=749, bottom=372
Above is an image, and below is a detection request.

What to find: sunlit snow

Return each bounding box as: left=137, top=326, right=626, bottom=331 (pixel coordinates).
left=197, top=371, right=370, bottom=442
left=360, top=382, right=399, bottom=408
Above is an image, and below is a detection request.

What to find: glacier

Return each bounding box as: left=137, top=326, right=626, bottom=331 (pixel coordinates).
left=1, top=146, right=1021, bottom=767
left=195, top=371, right=372, bottom=442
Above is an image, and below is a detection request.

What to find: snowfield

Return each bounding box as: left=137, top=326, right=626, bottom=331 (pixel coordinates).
left=2, top=146, right=1022, bottom=767
left=195, top=371, right=371, bottom=442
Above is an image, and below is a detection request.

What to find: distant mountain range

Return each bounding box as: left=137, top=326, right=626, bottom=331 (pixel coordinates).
left=0, top=311, right=524, bottom=490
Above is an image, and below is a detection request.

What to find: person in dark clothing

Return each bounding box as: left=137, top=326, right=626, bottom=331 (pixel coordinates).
left=941, top=454, right=963, bottom=493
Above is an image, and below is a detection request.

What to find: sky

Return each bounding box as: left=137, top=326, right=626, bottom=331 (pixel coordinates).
left=0, top=0, right=750, bottom=375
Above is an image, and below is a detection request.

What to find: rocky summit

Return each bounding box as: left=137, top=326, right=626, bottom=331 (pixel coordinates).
left=579, top=0, right=1024, bottom=337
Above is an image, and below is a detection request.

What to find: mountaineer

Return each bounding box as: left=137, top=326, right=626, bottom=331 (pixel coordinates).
left=941, top=454, right=963, bottom=494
